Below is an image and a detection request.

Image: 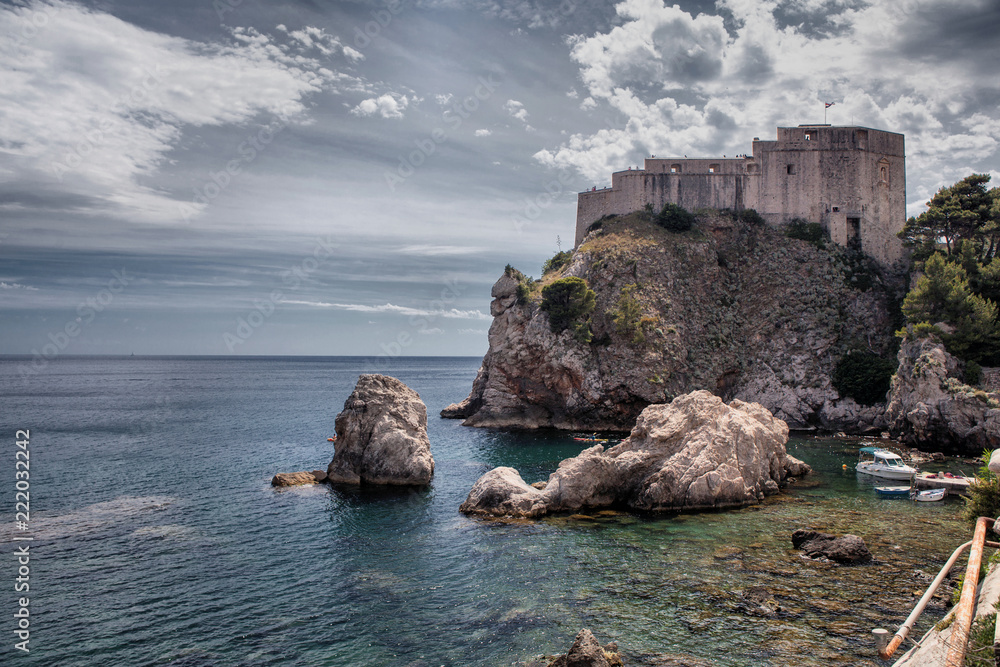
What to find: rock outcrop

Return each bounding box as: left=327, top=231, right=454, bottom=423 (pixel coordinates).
left=327, top=374, right=434, bottom=486
left=886, top=338, right=1000, bottom=455
left=792, top=529, right=872, bottom=564
left=547, top=629, right=622, bottom=667
left=271, top=470, right=327, bottom=487
left=444, top=212, right=901, bottom=432
left=461, top=391, right=806, bottom=518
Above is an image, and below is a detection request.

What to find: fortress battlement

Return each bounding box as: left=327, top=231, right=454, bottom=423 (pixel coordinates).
left=576, top=125, right=906, bottom=267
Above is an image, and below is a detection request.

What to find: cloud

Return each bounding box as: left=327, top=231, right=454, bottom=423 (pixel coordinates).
left=418, top=327, right=445, bottom=335
left=282, top=300, right=492, bottom=320
left=458, top=328, right=488, bottom=335
left=0, top=281, right=38, bottom=291
left=536, top=0, right=1000, bottom=209
left=396, top=244, right=485, bottom=256
left=0, top=1, right=362, bottom=223
left=474, top=129, right=492, bottom=137
left=350, top=93, right=411, bottom=119
left=504, top=99, right=530, bottom=123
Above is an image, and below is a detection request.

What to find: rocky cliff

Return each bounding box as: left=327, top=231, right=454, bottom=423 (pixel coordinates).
left=886, top=338, right=1000, bottom=454
left=445, top=211, right=902, bottom=431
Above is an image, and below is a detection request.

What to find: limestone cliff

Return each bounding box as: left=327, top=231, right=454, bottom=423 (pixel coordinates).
left=444, top=211, right=902, bottom=431
left=886, top=338, right=1000, bottom=454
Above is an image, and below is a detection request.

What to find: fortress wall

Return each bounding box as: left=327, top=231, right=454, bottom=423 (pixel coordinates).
left=575, top=188, right=616, bottom=246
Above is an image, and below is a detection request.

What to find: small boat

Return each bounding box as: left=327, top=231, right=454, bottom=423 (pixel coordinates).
left=855, top=447, right=918, bottom=481
left=874, top=486, right=911, bottom=497
left=327, top=437, right=336, bottom=442
left=912, top=488, right=946, bottom=502
left=574, top=435, right=609, bottom=443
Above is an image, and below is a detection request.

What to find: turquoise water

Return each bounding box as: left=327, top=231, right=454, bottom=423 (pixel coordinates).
left=0, top=357, right=973, bottom=666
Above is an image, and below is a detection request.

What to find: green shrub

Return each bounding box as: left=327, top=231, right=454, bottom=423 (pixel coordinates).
left=833, top=350, right=896, bottom=405
left=737, top=208, right=766, bottom=226
left=608, top=284, right=645, bottom=344
left=785, top=218, right=828, bottom=249
left=505, top=264, right=535, bottom=305
left=655, top=203, right=695, bottom=232
left=964, top=449, right=1000, bottom=526
left=542, top=250, right=572, bottom=276
left=540, top=277, right=596, bottom=339
left=966, top=360, right=984, bottom=386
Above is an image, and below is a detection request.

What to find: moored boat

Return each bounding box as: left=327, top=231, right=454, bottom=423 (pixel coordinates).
left=874, top=486, right=911, bottom=497
left=855, top=447, right=918, bottom=481
left=911, top=488, right=947, bottom=502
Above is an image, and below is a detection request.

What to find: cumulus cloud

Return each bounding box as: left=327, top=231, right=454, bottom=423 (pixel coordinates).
left=537, top=0, right=1000, bottom=209
left=474, top=129, right=492, bottom=137
left=350, top=94, right=410, bottom=119
left=0, top=1, right=364, bottom=223
left=504, top=100, right=530, bottom=123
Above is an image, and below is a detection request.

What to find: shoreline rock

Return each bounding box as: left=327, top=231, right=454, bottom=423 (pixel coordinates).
left=461, top=391, right=808, bottom=518
left=886, top=339, right=1000, bottom=455
left=327, top=374, right=435, bottom=486
left=547, top=629, right=622, bottom=667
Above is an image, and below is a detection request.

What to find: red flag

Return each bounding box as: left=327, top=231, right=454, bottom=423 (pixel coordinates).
left=825, top=102, right=835, bottom=108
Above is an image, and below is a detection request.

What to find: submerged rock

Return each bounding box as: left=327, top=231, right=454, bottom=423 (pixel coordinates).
left=547, top=629, right=622, bottom=667
left=327, top=374, right=434, bottom=486
left=792, top=529, right=872, bottom=564
left=461, top=391, right=805, bottom=518
left=886, top=338, right=1000, bottom=455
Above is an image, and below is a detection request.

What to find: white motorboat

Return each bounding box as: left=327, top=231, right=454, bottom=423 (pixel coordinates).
left=855, top=447, right=918, bottom=481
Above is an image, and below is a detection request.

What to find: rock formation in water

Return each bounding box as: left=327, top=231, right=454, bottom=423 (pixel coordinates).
left=327, top=374, right=434, bottom=486
left=271, top=470, right=327, bottom=487
left=460, top=391, right=808, bottom=518
left=791, top=529, right=872, bottom=564
left=885, top=338, right=1000, bottom=454
left=547, top=629, right=622, bottom=667
left=443, top=212, right=901, bottom=433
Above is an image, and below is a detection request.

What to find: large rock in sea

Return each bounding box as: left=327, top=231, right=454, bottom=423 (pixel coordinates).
left=327, top=374, right=434, bottom=486
left=886, top=338, right=1000, bottom=454
left=460, top=390, right=806, bottom=517
left=792, top=529, right=872, bottom=564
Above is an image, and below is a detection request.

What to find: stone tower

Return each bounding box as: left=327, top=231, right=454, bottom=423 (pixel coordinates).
left=575, top=125, right=906, bottom=268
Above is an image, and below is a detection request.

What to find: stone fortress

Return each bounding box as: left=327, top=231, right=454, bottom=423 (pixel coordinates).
left=575, top=125, right=907, bottom=267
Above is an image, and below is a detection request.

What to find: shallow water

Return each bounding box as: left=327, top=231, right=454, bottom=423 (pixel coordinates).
left=0, top=356, right=973, bottom=666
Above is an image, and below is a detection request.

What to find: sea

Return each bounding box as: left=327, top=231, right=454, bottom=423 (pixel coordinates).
left=0, top=355, right=974, bottom=666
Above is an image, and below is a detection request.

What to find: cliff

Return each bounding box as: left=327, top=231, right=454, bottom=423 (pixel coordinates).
left=444, top=211, right=903, bottom=432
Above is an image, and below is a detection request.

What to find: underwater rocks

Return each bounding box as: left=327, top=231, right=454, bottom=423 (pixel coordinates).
left=271, top=470, right=327, bottom=487
left=547, top=629, right=622, bottom=667
left=792, top=529, right=872, bottom=564
left=327, top=374, right=435, bottom=486
left=461, top=391, right=806, bottom=518
left=886, top=339, right=1000, bottom=455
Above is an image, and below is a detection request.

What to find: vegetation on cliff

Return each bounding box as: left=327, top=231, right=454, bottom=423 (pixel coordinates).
left=897, top=174, right=1000, bottom=367
left=540, top=277, right=596, bottom=343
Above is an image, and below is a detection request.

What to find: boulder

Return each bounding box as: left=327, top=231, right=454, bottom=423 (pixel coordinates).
left=783, top=455, right=812, bottom=478
left=548, top=629, right=621, bottom=667
left=886, top=338, right=1000, bottom=455
left=461, top=391, right=805, bottom=518
left=792, top=529, right=872, bottom=564
left=271, top=471, right=323, bottom=487
left=327, top=375, right=434, bottom=486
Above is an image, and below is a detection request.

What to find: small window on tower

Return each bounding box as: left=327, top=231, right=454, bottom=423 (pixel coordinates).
left=670, top=164, right=681, bottom=173
left=786, top=164, right=796, bottom=175
left=709, top=163, right=720, bottom=173
left=805, top=132, right=813, bottom=141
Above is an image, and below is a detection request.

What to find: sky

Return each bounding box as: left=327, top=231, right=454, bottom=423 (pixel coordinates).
left=1, top=0, right=999, bottom=358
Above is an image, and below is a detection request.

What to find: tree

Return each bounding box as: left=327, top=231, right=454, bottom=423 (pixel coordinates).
left=655, top=203, right=695, bottom=232
left=540, top=277, right=596, bottom=342
left=902, top=253, right=1000, bottom=364
left=899, top=174, right=996, bottom=261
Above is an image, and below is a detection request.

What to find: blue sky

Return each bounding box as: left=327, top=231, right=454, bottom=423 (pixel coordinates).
left=1, top=0, right=999, bottom=356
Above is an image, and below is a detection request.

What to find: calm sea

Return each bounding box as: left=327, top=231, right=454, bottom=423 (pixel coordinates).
left=0, top=356, right=973, bottom=666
